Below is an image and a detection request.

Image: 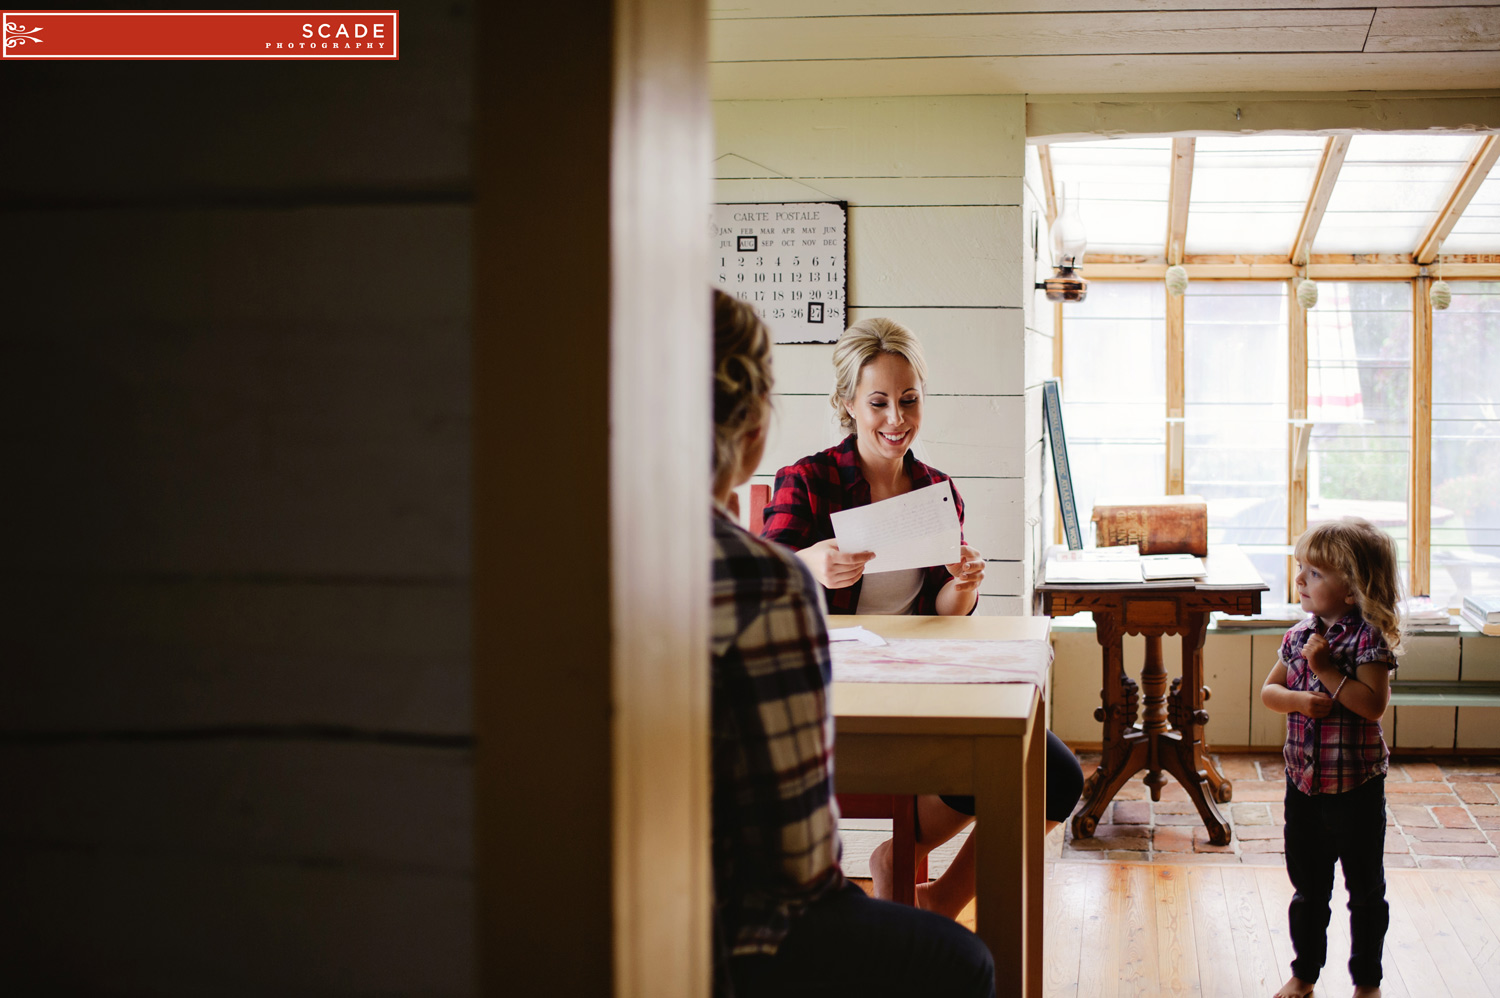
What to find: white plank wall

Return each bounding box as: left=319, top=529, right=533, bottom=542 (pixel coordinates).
left=1022, top=141, right=1057, bottom=605
left=717, top=96, right=1040, bottom=613
left=1, top=4, right=475, bottom=993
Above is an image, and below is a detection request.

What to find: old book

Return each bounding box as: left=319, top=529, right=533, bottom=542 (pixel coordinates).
left=1462, top=593, right=1500, bottom=623
left=1090, top=496, right=1209, bottom=556
left=1460, top=606, right=1500, bottom=637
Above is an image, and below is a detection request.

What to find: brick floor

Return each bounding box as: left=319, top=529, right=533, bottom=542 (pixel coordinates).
left=1058, top=752, right=1500, bottom=870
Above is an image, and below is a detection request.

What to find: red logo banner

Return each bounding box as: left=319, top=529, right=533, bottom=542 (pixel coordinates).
left=1, top=10, right=399, bottom=59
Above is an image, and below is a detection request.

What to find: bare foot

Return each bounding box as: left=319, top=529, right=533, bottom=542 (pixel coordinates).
left=915, top=879, right=970, bottom=921
left=868, top=837, right=894, bottom=900
left=1352, top=988, right=1380, bottom=998
left=1272, top=976, right=1315, bottom=998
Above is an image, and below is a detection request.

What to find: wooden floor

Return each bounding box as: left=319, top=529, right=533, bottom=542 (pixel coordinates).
left=1030, top=860, right=1500, bottom=998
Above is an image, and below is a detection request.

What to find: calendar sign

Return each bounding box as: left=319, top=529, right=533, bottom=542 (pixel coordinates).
left=713, top=201, right=848, bottom=344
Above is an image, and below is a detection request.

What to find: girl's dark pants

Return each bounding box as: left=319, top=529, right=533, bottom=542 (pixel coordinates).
left=1283, top=774, right=1388, bottom=988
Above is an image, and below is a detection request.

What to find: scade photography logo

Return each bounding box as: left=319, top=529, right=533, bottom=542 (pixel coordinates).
left=283, top=17, right=390, bottom=51
left=0, top=10, right=399, bottom=60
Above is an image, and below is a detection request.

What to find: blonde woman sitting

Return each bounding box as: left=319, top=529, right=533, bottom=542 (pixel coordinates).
left=762, top=316, right=1083, bottom=920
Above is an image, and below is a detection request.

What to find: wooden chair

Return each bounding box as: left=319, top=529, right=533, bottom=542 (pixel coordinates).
left=747, top=483, right=929, bottom=905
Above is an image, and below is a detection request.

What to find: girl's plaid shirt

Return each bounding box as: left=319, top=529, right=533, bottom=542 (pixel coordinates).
left=1279, top=610, right=1398, bottom=795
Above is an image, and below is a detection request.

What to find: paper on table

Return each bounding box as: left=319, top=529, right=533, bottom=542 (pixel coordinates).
left=1140, top=554, right=1206, bottom=580
left=827, top=625, right=888, bottom=647
left=830, top=479, right=961, bottom=574
left=1044, top=558, right=1145, bottom=584
left=1043, top=546, right=1145, bottom=584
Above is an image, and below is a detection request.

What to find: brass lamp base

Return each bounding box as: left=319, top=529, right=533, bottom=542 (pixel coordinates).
left=1037, top=266, right=1088, bottom=303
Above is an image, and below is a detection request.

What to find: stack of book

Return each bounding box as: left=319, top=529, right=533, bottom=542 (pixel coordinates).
left=1460, top=594, right=1500, bottom=636
left=1401, top=596, right=1459, bottom=633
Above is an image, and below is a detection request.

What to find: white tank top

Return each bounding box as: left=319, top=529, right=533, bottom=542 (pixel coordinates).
left=856, top=568, right=924, bottom=615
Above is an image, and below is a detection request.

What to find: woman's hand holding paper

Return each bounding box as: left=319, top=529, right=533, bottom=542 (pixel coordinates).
left=799, top=538, right=877, bottom=589
left=945, top=545, right=985, bottom=594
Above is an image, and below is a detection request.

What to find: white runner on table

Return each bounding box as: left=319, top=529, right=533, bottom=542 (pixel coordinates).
left=830, top=637, right=1051, bottom=686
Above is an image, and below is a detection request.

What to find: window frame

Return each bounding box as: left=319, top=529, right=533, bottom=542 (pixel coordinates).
left=1054, top=271, right=1461, bottom=599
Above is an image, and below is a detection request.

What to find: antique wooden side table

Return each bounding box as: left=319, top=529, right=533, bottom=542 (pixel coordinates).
left=1035, top=546, right=1267, bottom=845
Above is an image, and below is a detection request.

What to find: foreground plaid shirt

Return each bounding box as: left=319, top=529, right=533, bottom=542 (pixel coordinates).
left=762, top=434, right=967, bottom=615
left=711, top=506, right=844, bottom=967
left=1280, top=610, right=1398, bottom=795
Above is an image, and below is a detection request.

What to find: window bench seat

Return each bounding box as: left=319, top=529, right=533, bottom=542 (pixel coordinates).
left=1388, top=680, right=1500, bottom=708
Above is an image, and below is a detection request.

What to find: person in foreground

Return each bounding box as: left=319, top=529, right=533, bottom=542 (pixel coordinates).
left=709, top=290, right=994, bottom=998
left=1260, top=517, right=1402, bottom=998
left=762, top=316, right=1083, bottom=920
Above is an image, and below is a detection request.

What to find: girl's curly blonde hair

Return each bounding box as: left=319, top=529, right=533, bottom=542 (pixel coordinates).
left=712, top=290, right=773, bottom=494
left=1294, top=517, right=1404, bottom=655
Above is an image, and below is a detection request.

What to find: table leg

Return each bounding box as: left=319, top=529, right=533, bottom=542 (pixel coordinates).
left=975, top=726, right=1027, bottom=998
left=1160, top=612, right=1232, bottom=845
left=1025, top=705, right=1045, bottom=998
left=1156, top=730, right=1232, bottom=845
left=1174, top=612, right=1233, bottom=804
left=1139, top=632, right=1169, bottom=801
left=1073, top=612, right=1145, bottom=838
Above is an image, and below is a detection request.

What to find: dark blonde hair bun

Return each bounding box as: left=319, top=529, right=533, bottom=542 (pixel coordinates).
left=713, top=289, right=774, bottom=489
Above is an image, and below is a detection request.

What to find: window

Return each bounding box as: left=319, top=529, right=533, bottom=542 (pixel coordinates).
left=1047, top=139, right=1171, bottom=258
left=1184, top=282, right=1289, bottom=596
left=1043, top=131, right=1500, bottom=599
left=1059, top=282, right=1164, bottom=535
left=1431, top=281, right=1500, bottom=601
left=1186, top=138, right=1325, bottom=256
left=1313, top=136, right=1481, bottom=254
left=1305, top=282, right=1412, bottom=582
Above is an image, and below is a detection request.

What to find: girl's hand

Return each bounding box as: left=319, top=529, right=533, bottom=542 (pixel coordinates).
left=799, top=538, right=876, bottom=589
left=1304, top=633, right=1329, bottom=668
left=1301, top=690, right=1334, bottom=718
left=945, top=545, right=985, bottom=594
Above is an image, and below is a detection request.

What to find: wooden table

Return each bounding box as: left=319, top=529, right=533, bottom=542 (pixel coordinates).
left=1034, top=547, right=1267, bottom=846
left=832, top=614, right=1050, bottom=998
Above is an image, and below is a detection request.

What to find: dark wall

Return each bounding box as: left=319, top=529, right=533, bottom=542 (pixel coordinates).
left=1, top=6, right=476, bottom=994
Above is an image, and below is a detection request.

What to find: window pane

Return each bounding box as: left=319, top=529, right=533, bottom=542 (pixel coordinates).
left=1430, top=281, right=1500, bottom=602
left=1443, top=161, right=1500, bottom=254
left=1186, top=137, right=1326, bottom=256
left=1048, top=139, right=1172, bottom=257
left=1061, top=282, right=1166, bottom=534
left=1314, top=135, right=1480, bottom=254
left=1184, top=282, right=1289, bottom=594
left=1305, top=281, right=1412, bottom=578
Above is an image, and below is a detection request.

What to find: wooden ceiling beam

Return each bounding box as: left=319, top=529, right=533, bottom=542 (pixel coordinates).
left=1289, top=135, right=1350, bottom=267
left=1166, top=138, right=1195, bottom=265
left=1414, top=134, right=1500, bottom=265
left=1037, top=144, right=1058, bottom=227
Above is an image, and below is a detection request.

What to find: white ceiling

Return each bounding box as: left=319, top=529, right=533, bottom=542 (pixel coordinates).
left=710, top=1, right=1500, bottom=100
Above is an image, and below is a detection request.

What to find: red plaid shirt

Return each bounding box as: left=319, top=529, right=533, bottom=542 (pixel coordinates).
left=761, top=434, right=967, bottom=616
left=1280, top=610, right=1398, bottom=795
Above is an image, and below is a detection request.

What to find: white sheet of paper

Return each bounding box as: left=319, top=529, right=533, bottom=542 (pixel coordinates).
left=827, top=625, right=888, bottom=647
left=829, top=480, right=961, bottom=574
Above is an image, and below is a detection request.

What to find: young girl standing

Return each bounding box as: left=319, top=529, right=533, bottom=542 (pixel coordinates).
left=1261, top=517, right=1402, bottom=998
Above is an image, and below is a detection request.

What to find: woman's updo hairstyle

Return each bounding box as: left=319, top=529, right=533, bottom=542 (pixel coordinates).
left=713, top=289, right=774, bottom=487
left=1294, top=517, right=1405, bottom=655
left=831, top=317, right=929, bottom=433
